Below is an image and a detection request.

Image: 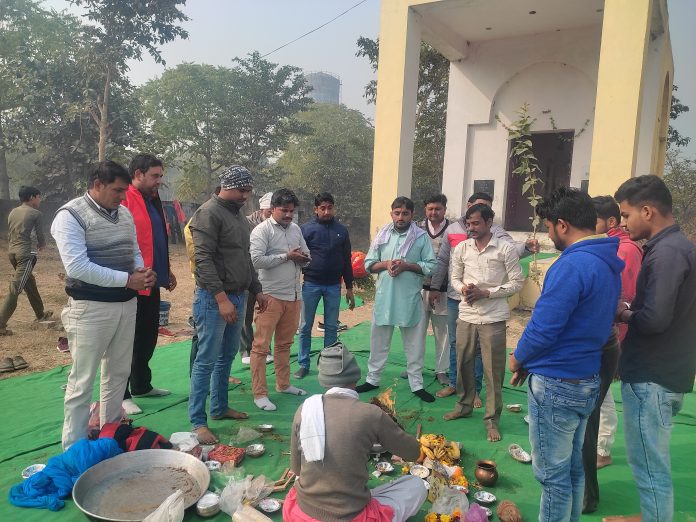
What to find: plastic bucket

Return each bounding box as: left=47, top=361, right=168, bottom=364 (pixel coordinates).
left=159, top=300, right=171, bottom=326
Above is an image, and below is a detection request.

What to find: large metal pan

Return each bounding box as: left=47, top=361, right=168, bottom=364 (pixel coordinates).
left=72, top=449, right=209, bottom=521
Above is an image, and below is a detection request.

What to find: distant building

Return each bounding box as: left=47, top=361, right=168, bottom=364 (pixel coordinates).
left=306, top=71, right=341, bottom=105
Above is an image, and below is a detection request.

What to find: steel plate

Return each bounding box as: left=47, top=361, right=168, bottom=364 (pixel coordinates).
left=72, top=449, right=209, bottom=521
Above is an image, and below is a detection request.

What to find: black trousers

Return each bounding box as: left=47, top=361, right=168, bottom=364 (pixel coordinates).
left=582, top=331, right=620, bottom=512
left=124, top=287, right=161, bottom=398
left=238, top=291, right=256, bottom=357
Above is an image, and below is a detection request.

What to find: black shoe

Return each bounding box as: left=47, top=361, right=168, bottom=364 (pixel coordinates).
left=294, top=367, right=309, bottom=379
left=413, top=389, right=435, bottom=403
left=356, top=382, right=380, bottom=393
left=317, top=321, right=348, bottom=332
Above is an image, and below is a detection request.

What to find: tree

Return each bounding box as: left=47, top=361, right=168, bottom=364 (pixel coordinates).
left=277, top=103, right=374, bottom=218
left=668, top=85, right=690, bottom=149
left=139, top=53, right=312, bottom=200
left=664, top=150, right=696, bottom=237
left=356, top=37, right=449, bottom=210
left=0, top=0, right=48, bottom=198
left=0, top=2, right=138, bottom=199
left=69, top=0, right=188, bottom=160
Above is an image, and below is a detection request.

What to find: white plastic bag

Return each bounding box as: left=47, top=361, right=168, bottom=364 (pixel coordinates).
left=142, top=490, right=184, bottom=522
left=219, top=470, right=249, bottom=516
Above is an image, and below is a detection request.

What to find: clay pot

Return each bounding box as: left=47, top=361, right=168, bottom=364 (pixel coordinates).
left=475, top=459, right=499, bottom=487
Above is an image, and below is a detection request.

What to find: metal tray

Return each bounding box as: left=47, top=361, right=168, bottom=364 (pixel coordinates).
left=72, top=449, right=209, bottom=521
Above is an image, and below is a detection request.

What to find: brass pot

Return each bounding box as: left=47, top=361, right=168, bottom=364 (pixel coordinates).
left=475, top=459, right=499, bottom=487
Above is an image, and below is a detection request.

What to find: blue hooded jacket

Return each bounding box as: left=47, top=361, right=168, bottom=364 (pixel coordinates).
left=515, top=236, right=624, bottom=378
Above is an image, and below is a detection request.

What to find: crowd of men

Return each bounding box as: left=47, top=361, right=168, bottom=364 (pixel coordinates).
left=3, top=154, right=694, bottom=522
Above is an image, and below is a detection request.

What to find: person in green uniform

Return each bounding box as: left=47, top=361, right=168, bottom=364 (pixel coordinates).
left=0, top=186, right=52, bottom=336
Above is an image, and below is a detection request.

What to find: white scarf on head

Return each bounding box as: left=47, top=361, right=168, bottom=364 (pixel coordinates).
left=371, top=222, right=426, bottom=258
left=299, top=387, right=359, bottom=462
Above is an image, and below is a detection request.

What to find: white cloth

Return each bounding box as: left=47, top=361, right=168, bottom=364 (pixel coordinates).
left=259, top=192, right=273, bottom=210
left=367, top=320, right=427, bottom=391
left=61, top=297, right=137, bottom=450
left=371, top=222, right=426, bottom=259
left=299, top=388, right=358, bottom=462
left=598, top=388, right=618, bottom=456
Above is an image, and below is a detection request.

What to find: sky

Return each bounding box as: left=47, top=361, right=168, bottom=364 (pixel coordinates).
left=45, top=0, right=696, bottom=156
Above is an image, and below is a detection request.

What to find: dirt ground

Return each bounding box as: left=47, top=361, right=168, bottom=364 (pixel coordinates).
left=0, top=240, right=529, bottom=380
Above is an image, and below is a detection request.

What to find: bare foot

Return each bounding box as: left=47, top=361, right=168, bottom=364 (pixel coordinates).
left=194, top=426, right=218, bottom=444
left=228, top=376, right=242, bottom=385
left=211, top=408, right=249, bottom=420
left=473, top=394, right=483, bottom=408
left=597, top=454, right=612, bottom=469
left=487, top=428, right=501, bottom=442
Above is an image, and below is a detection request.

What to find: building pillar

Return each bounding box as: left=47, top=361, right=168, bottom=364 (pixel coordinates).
left=588, top=0, right=653, bottom=196
left=369, top=1, right=421, bottom=236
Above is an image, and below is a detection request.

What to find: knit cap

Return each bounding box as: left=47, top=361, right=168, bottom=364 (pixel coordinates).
left=317, top=342, right=361, bottom=388
left=219, top=165, right=252, bottom=190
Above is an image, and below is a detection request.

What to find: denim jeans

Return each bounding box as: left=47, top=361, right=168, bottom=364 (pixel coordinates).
left=298, top=282, right=341, bottom=370
left=447, top=297, right=482, bottom=391
left=622, top=381, right=684, bottom=522
left=528, top=373, right=600, bottom=522
left=189, top=287, right=246, bottom=429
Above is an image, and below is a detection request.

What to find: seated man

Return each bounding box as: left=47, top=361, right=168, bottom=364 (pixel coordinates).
left=285, top=343, right=427, bottom=522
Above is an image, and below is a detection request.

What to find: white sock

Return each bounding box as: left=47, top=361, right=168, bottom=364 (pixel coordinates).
left=280, top=385, right=307, bottom=396
left=122, top=399, right=142, bottom=415
left=254, top=397, right=277, bottom=411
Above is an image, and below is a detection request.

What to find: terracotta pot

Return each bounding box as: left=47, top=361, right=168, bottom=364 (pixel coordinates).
left=475, top=459, right=499, bottom=487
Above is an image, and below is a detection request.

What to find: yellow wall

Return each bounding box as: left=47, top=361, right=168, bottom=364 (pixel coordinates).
left=588, top=0, right=672, bottom=196
left=369, top=0, right=422, bottom=235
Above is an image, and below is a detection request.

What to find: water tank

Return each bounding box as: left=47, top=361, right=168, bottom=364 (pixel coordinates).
left=306, top=71, right=341, bottom=105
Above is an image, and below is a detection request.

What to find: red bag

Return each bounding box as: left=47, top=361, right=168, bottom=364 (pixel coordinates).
left=351, top=251, right=368, bottom=279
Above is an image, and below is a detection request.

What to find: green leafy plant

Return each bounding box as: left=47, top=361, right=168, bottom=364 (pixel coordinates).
left=497, top=103, right=543, bottom=284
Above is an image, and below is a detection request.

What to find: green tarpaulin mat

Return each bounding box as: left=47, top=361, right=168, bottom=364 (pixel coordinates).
left=1, top=322, right=694, bottom=521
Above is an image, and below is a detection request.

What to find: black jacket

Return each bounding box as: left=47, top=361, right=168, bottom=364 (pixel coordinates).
left=620, top=225, right=696, bottom=393
left=300, top=217, right=354, bottom=289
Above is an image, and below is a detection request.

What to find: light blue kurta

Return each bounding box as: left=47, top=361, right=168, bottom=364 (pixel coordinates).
left=365, top=229, right=436, bottom=327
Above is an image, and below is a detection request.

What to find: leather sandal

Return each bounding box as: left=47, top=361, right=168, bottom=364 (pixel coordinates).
left=12, top=356, right=28, bottom=370
left=0, top=357, right=15, bottom=373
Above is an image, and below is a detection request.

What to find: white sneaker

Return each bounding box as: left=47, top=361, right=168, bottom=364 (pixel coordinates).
left=241, top=356, right=251, bottom=365
left=266, top=354, right=274, bottom=364
left=122, top=399, right=142, bottom=415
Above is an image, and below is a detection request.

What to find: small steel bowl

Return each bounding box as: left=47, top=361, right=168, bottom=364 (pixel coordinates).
left=409, top=464, right=430, bottom=479
left=483, top=506, right=493, bottom=518
left=21, top=464, right=45, bottom=479
left=204, top=460, right=221, bottom=471
left=375, top=461, right=394, bottom=474
left=473, top=490, right=497, bottom=505
left=506, top=403, right=522, bottom=413
left=246, top=443, right=265, bottom=457
left=449, top=484, right=469, bottom=494
left=257, top=424, right=274, bottom=433
left=196, top=491, right=221, bottom=518
left=258, top=498, right=282, bottom=513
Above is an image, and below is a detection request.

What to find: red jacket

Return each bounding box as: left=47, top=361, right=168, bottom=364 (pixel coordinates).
left=608, top=227, right=642, bottom=341
left=122, top=185, right=168, bottom=296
